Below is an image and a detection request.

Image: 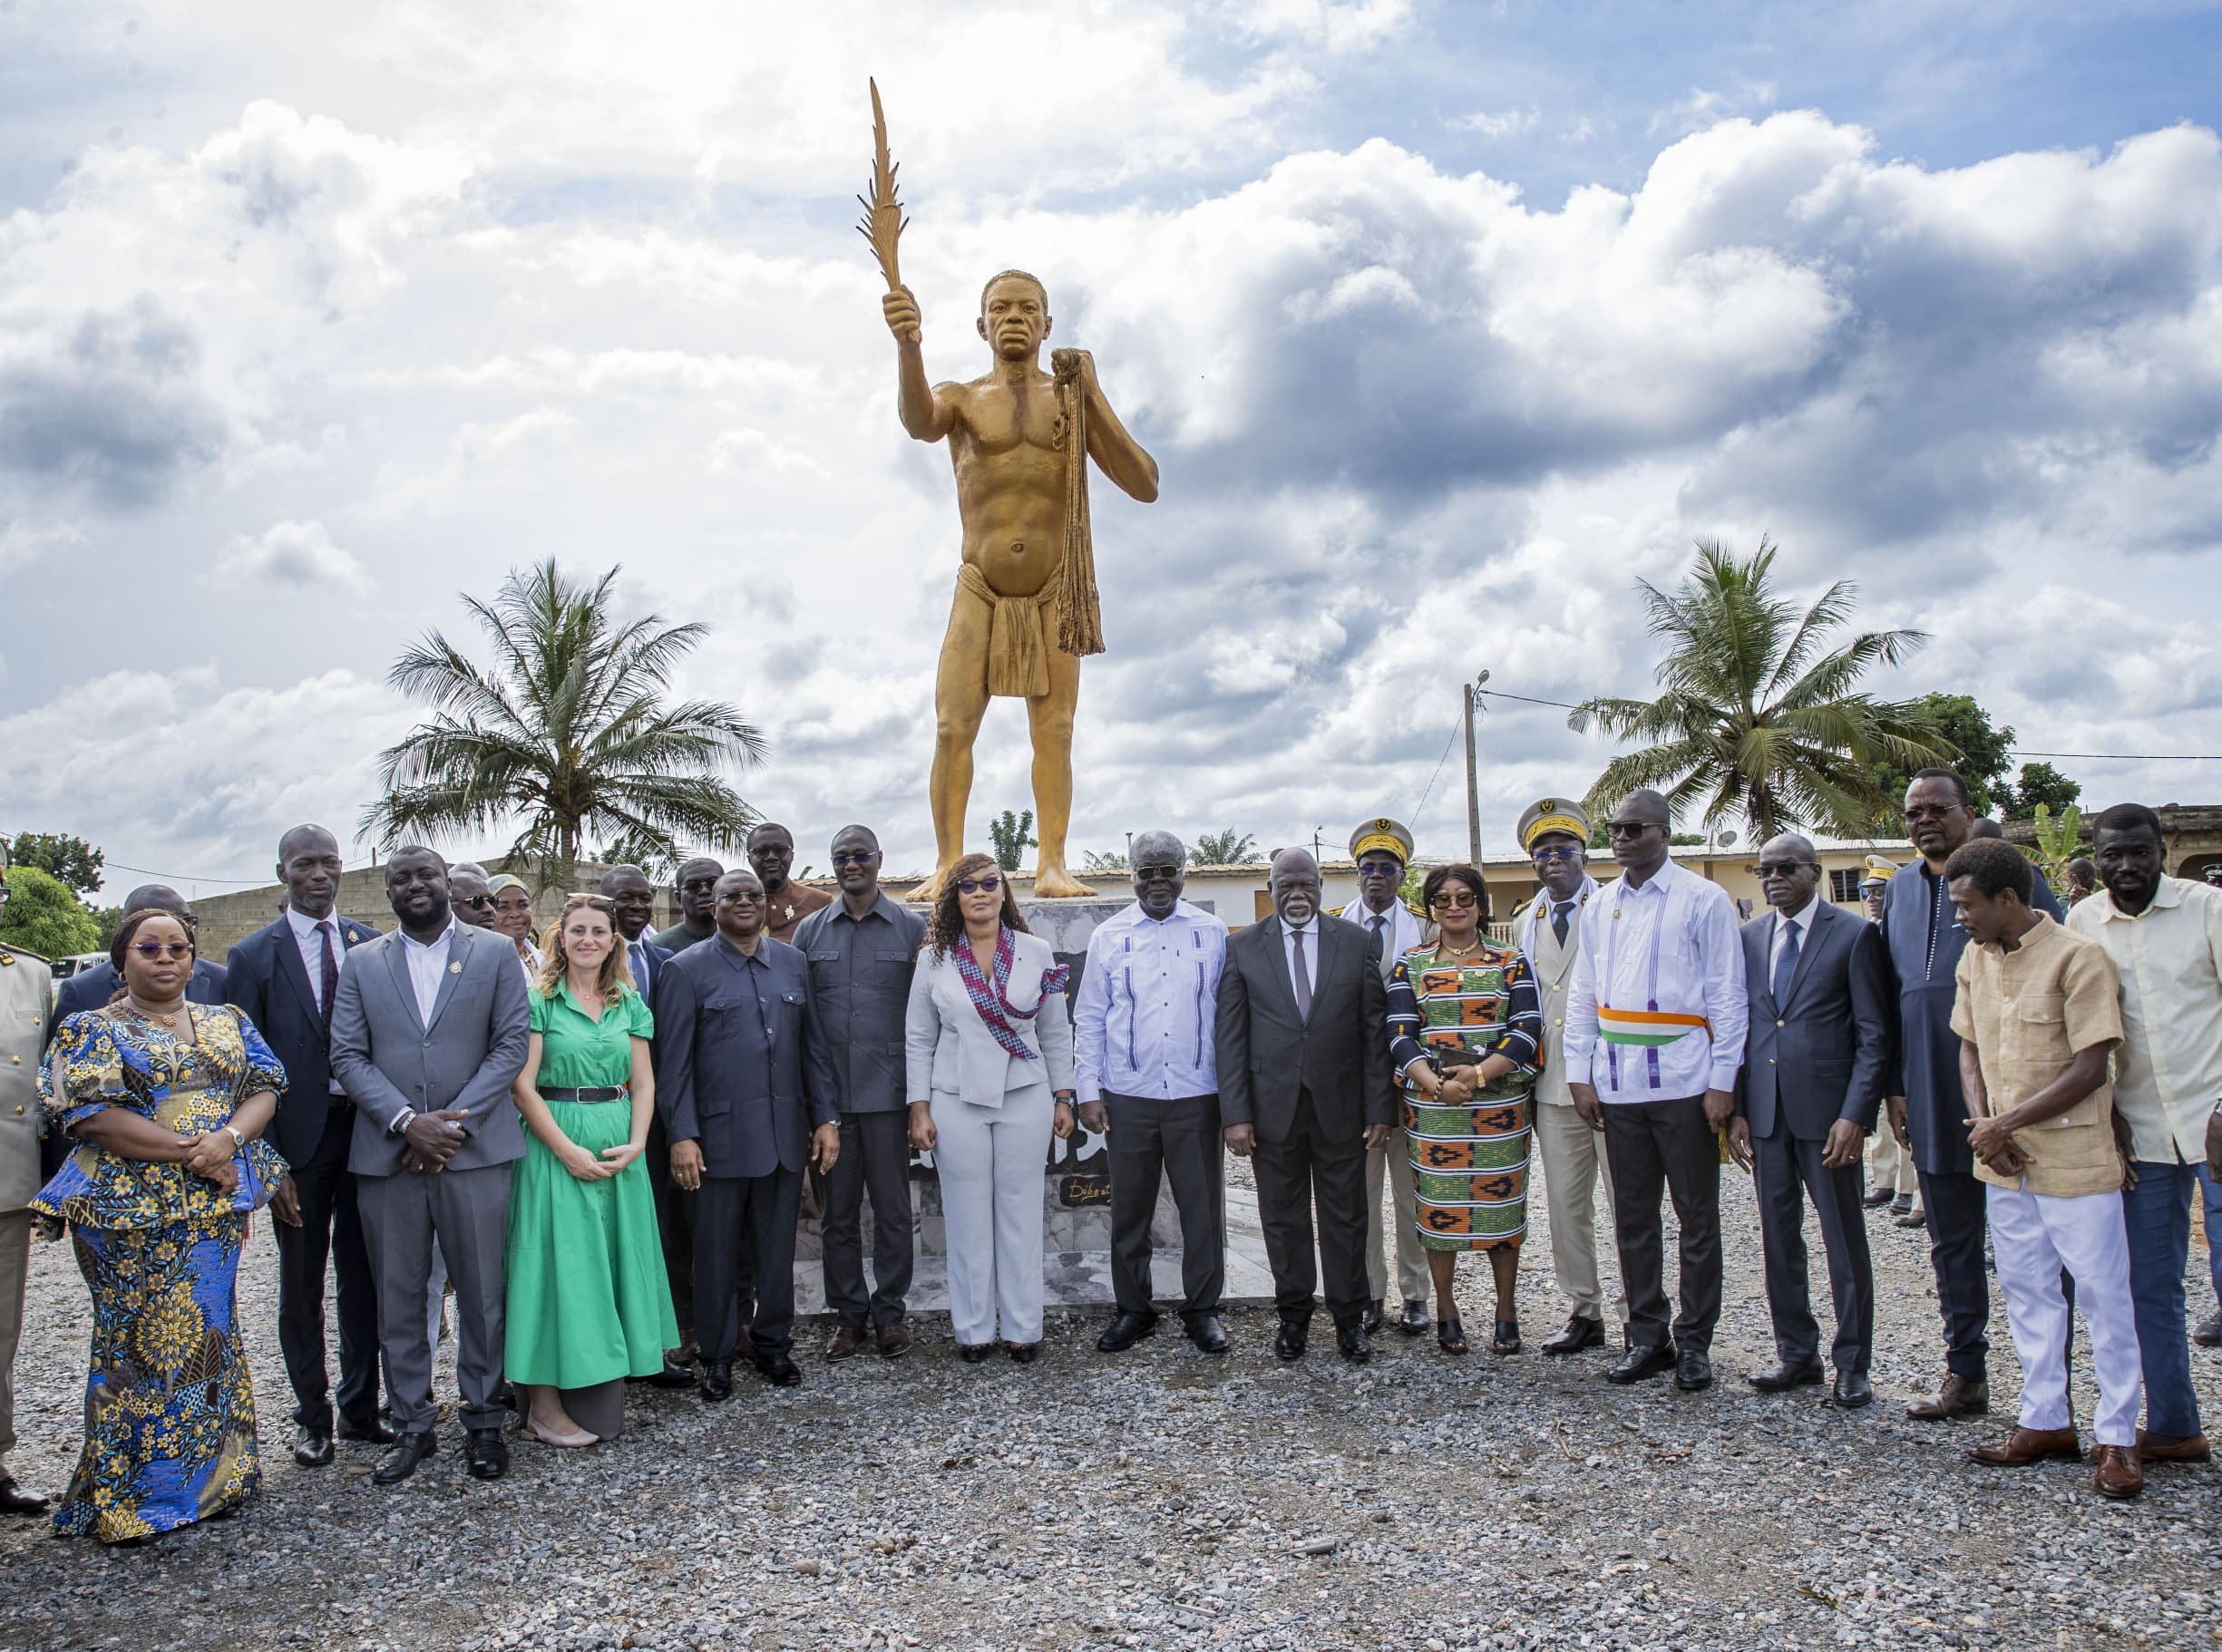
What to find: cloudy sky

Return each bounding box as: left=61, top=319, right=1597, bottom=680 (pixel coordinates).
left=3, top=1, right=2219, bottom=895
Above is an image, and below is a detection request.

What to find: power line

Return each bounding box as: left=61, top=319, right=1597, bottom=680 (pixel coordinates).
left=100, top=860, right=270, bottom=889
left=1478, top=688, right=1582, bottom=711
left=1409, top=714, right=1463, bottom=821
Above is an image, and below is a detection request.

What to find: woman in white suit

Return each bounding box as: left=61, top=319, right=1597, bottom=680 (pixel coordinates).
left=906, top=852, right=1077, bottom=1361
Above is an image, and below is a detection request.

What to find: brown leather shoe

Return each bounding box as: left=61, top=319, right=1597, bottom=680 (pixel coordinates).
left=874, top=1322, right=911, bottom=1359
left=824, top=1325, right=862, bottom=1362
left=1968, top=1426, right=2083, bottom=1465
left=2135, top=1429, right=2212, bottom=1463
left=2092, top=1444, right=2145, bottom=1499
left=1906, top=1374, right=1990, bottom=1421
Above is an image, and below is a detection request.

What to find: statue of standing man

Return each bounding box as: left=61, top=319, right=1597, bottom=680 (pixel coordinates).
left=863, top=84, right=1158, bottom=899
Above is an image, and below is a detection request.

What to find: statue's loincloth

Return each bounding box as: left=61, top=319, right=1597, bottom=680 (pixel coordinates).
left=955, top=563, right=1059, bottom=698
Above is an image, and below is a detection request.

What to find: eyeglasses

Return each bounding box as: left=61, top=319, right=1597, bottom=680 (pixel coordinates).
left=455, top=894, right=494, bottom=910
left=1355, top=860, right=1402, bottom=879
left=957, top=876, right=1002, bottom=896
left=1531, top=843, right=1583, bottom=863
left=717, top=889, right=763, bottom=905
left=1903, top=804, right=1964, bottom=822
left=1604, top=821, right=1660, bottom=839
left=131, top=940, right=194, bottom=960
left=1428, top=892, right=1479, bottom=912
left=1134, top=865, right=1183, bottom=882
left=831, top=850, right=878, bottom=867
left=1755, top=861, right=1818, bottom=878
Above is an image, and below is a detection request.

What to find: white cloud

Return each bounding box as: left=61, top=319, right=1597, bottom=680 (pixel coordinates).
left=214, top=519, right=372, bottom=595
left=1454, top=106, right=1540, bottom=141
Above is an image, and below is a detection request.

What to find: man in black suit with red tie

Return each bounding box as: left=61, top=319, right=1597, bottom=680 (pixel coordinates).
left=225, top=825, right=388, bottom=1466
left=1214, top=849, right=1394, bottom=1363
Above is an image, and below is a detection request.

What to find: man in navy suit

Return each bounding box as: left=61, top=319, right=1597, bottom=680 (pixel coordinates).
left=48, top=882, right=226, bottom=1035
left=224, top=826, right=388, bottom=1466
left=655, top=869, right=838, bottom=1399
left=1730, top=833, right=1892, bottom=1408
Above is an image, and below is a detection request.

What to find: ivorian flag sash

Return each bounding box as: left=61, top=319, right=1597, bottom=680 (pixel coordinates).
left=1596, top=1006, right=1709, bottom=1046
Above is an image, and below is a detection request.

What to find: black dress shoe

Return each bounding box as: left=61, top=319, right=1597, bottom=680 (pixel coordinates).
left=1606, top=1343, right=1676, bottom=1385
left=464, top=1427, right=509, bottom=1482
left=1007, top=1341, right=1040, bottom=1365
left=1361, top=1298, right=1385, bottom=1335
left=1096, top=1311, right=1159, bottom=1353
left=643, top=1358, right=696, bottom=1390
left=1274, top=1319, right=1309, bottom=1361
left=1337, top=1324, right=1373, bottom=1365
left=698, top=1359, right=734, bottom=1402
left=1863, top=1186, right=1895, bottom=1208
left=1832, top=1369, right=1875, bottom=1409
left=1397, top=1299, right=1430, bottom=1336
left=1185, top=1314, right=1231, bottom=1356
left=1543, top=1314, right=1606, bottom=1356
left=753, top=1352, right=803, bottom=1387
left=1746, top=1357, right=1827, bottom=1393
left=958, top=1342, right=995, bottom=1364
left=336, top=1414, right=396, bottom=1445
left=1674, top=1347, right=1714, bottom=1391
left=373, top=1431, right=437, bottom=1485
left=293, top=1424, right=335, bottom=1468
left=0, top=1473, right=51, bottom=1517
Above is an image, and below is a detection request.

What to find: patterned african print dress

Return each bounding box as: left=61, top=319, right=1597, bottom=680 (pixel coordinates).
left=1386, top=944, right=1543, bottom=1251
left=30, top=1005, right=288, bottom=1543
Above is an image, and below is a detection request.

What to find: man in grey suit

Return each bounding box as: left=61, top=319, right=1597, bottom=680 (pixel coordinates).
left=1214, top=849, right=1394, bottom=1364
left=656, top=869, right=839, bottom=1399
left=331, top=846, right=530, bottom=1484
left=1728, top=832, right=1891, bottom=1409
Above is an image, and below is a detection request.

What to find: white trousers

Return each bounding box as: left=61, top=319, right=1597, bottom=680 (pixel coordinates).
left=1363, top=1129, right=1428, bottom=1305
left=1533, top=1100, right=1625, bottom=1323
left=1987, top=1184, right=2143, bottom=1445
left=1867, top=1128, right=1917, bottom=1197
left=932, top=1083, right=1053, bottom=1346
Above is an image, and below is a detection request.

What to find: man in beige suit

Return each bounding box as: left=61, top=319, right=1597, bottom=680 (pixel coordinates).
left=0, top=857, right=55, bottom=1517
left=1514, top=799, right=1626, bottom=1356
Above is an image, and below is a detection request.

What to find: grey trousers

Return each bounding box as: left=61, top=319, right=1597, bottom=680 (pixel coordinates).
left=1533, top=1099, right=1626, bottom=1324
left=933, top=1082, right=1054, bottom=1346
left=0, top=1210, right=27, bottom=1469
left=1752, top=1122, right=1875, bottom=1374
left=1104, top=1091, right=1224, bottom=1319
left=358, top=1163, right=512, bottom=1433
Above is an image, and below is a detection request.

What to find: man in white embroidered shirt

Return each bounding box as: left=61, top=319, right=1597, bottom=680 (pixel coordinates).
left=2068, top=802, right=2222, bottom=1465
left=1564, top=789, right=1749, bottom=1393
left=1075, top=832, right=1232, bottom=1356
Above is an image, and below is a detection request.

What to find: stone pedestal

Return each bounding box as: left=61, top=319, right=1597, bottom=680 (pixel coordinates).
left=792, top=896, right=1274, bottom=1314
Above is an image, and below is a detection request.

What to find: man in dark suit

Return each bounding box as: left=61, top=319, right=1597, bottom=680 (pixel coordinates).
left=224, top=825, right=388, bottom=1466
left=48, top=882, right=227, bottom=1035
left=655, top=869, right=839, bottom=1399
left=331, top=847, right=531, bottom=1485
left=1728, top=833, right=1891, bottom=1409
left=1214, top=848, right=1394, bottom=1363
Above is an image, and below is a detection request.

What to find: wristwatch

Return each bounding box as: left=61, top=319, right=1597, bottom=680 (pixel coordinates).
left=223, top=1125, right=246, bottom=1151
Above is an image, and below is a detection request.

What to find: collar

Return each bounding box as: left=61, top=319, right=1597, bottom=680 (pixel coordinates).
left=714, top=932, right=768, bottom=966
left=1979, top=909, right=2059, bottom=956
left=2090, top=877, right=2188, bottom=921
left=1118, top=897, right=1204, bottom=928
left=1282, top=916, right=1318, bottom=938
left=1545, top=876, right=1597, bottom=910
left=401, top=920, right=457, bottom=953
left=831, top=889, right=901, bottom=926
left=287, top=905, right=342, bottom=939
left=1774, top=893, right=1819, bottom=929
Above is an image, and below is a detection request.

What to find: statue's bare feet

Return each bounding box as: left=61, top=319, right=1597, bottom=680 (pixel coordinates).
left=1031, top=863, right=1096, bottom=899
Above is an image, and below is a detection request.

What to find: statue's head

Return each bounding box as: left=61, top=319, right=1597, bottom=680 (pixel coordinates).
left=978, top=269, right=1050, bottom=362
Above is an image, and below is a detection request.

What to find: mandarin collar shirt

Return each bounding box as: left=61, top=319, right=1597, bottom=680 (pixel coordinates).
left=2067, top=876, right=2222, bottom=1162
left=1564, top=857, right=1749, bottom=1103
left=1073, top=898, right=1228, bottom=1103
left=794, top=889, right=926, bottom=1114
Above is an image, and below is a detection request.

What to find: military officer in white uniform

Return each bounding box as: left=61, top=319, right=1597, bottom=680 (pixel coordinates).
left=0, top=855, right=56, bottom=1516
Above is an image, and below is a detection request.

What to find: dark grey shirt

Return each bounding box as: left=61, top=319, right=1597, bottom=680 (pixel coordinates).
left=652, top=921, right=714, bottom=957
left=794, top=889, right=927, bottom=1115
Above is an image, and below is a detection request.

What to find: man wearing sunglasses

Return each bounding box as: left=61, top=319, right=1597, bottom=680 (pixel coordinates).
left=0, top=851, right=56, bottom=1517
left=1877, top=769, right=2062, bottom=1423
left=749, top=823, right=833, bottom=946
left=1511, top=797, right=1626, bottom=1357
left=1334, top=817, right=1432, bottom=1338
left=224, top=825, right=389, bottom=1467
left=1564, top=789, right=1748, bottom=1392
left=47, top=882, right=228, bottom=1036
left=653, top=858, right=726, bottom=957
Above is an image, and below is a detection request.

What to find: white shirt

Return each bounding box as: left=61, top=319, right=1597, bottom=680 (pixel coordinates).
left=1282, top=918, right=1320, bottom=1010
left=1769, top=893, right=1818, bottom=980
left=285, top=905, right=350, bottom=1092
left=1564, top=858, right=1749, bottom=1103
left=2066, top=877, right=2222, bottom=1162
left=1073, top=899, right=1227, bottom=1103
left=1337, top=896, right=1426, bottom=979
left=401, top=920, right=457, bottom=1025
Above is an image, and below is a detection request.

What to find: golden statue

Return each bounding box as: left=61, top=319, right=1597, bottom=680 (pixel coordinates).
left=860, top=81, right=1160, bottom=899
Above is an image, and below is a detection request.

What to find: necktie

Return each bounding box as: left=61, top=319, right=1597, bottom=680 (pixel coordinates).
left=317, top=921, right=340, bottom=1031
left=1367, top=914, right=1386, bottom=961
left=1291, top=927, right=1313, bottom=1023
left=631, top=939, right=651, bottom=998
left=1551, top=900, right=1573, bottom=948
left=1773, top=918, right=1801, bottom=1006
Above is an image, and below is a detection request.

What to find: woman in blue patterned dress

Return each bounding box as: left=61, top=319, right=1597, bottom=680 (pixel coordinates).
left=1386, top=865, right=1543, bottom=1357
left=31, top=908, right=290, bottom=1543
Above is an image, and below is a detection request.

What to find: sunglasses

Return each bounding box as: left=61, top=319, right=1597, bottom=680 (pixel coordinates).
left=455, top=894, right=495, bottom=910
left=1134, top=865, right=1183, bottom=882
left=1531, top=843, right=1583, bottom=863
left=1604, top=821, right=1660, bottom=838
left=1756, top=861, right=1818, bottom=879
left=1356, top=860, right=1403, bottom=879
left=957, top=876, right=1002, bottom=896
left=132, top=940, right=194, bottom=960
left=1428, top=892, right=1479, bottom=911
left=1903, top=804, right=1964, bottom=822
left=831, top=850, right=879, bottom=867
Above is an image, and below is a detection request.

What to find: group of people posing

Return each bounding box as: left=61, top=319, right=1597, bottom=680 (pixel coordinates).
left=0, top=773, right=2215, bottom=1542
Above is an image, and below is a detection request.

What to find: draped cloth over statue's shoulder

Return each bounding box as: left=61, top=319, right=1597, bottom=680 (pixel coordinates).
left=956, top=351, right=1106, bottom=702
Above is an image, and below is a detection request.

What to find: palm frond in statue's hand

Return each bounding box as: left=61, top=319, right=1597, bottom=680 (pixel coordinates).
left=856, top=77, right=916, bottom=341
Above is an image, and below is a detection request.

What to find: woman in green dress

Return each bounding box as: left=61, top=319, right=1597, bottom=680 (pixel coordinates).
left=507, top=891, right=677, bottom=1447
left=1385, top=865, right=1544, bottom=1357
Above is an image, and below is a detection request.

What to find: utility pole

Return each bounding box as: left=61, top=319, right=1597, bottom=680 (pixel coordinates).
left=1463, top=669, right=1489, bottom=868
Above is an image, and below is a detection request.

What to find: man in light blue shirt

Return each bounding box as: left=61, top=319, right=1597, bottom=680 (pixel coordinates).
left=1074, top=831, right=1232, bottom=1356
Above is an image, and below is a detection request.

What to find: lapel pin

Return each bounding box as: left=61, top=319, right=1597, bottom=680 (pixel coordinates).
left=448, top=961, right=463, bottom=975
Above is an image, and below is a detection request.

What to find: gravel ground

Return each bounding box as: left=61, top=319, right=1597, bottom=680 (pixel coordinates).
left=5, top=1163, right=2219, bottom=1652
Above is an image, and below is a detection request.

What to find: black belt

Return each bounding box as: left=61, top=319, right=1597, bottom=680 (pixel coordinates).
left=542, top=1085, right=628, bottom=1103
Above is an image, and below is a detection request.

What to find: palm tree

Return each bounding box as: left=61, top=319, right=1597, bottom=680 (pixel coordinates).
left=361, top=559, right=765, bottom=889
left=1193, top=829, right=1257, bottom=865
left=1567, top=539, right=1950, bottom=842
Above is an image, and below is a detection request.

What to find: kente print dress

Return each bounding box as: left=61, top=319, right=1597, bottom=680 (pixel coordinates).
left=1385, top=943, right=1544, bottom=1250
left=31, top=1005, right=288, bottom=1542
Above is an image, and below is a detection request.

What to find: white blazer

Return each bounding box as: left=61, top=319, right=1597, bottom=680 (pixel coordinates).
left=905, top=930, right=1077, bottom=1110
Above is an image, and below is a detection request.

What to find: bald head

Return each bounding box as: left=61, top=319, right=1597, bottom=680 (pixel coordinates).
left=1755, top=832, right=1823, bottom=914
left=1604, top=790, right=1673, bottom=881
left=1269, top=848, right=1322, bottom=926
left=276, top=823, right=344, bottom=919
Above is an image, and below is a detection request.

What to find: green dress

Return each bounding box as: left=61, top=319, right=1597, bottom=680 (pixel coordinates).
left=504, top=985, right=678, bottom=1386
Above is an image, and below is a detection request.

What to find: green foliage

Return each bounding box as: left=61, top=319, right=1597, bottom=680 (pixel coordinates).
left=2003, top=761, right=2081, bottom=821
left=593, top=825, right=678, bottom=881
left=2025, top=803, right=2087, bottom=889
left=361, top=559, right=764, bottom=891
left=1868, top=693, right=2012, bottom=823
left=1570, top=539, right=1950, bottom=841
left=1398, top=864, right=1425, bottom=911
left=1193, top=829, right=1257, bottom=865
left=988, top=809, right=1037, bottom=872
left=1081, top=849, right=1128, bottom=872
left=0, top=865, right=102, bottom=958
left=6, top=831, right=104, bottom=896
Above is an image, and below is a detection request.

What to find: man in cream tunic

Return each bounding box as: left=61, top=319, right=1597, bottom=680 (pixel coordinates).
left=0, top=860, right=54, bottom=1517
